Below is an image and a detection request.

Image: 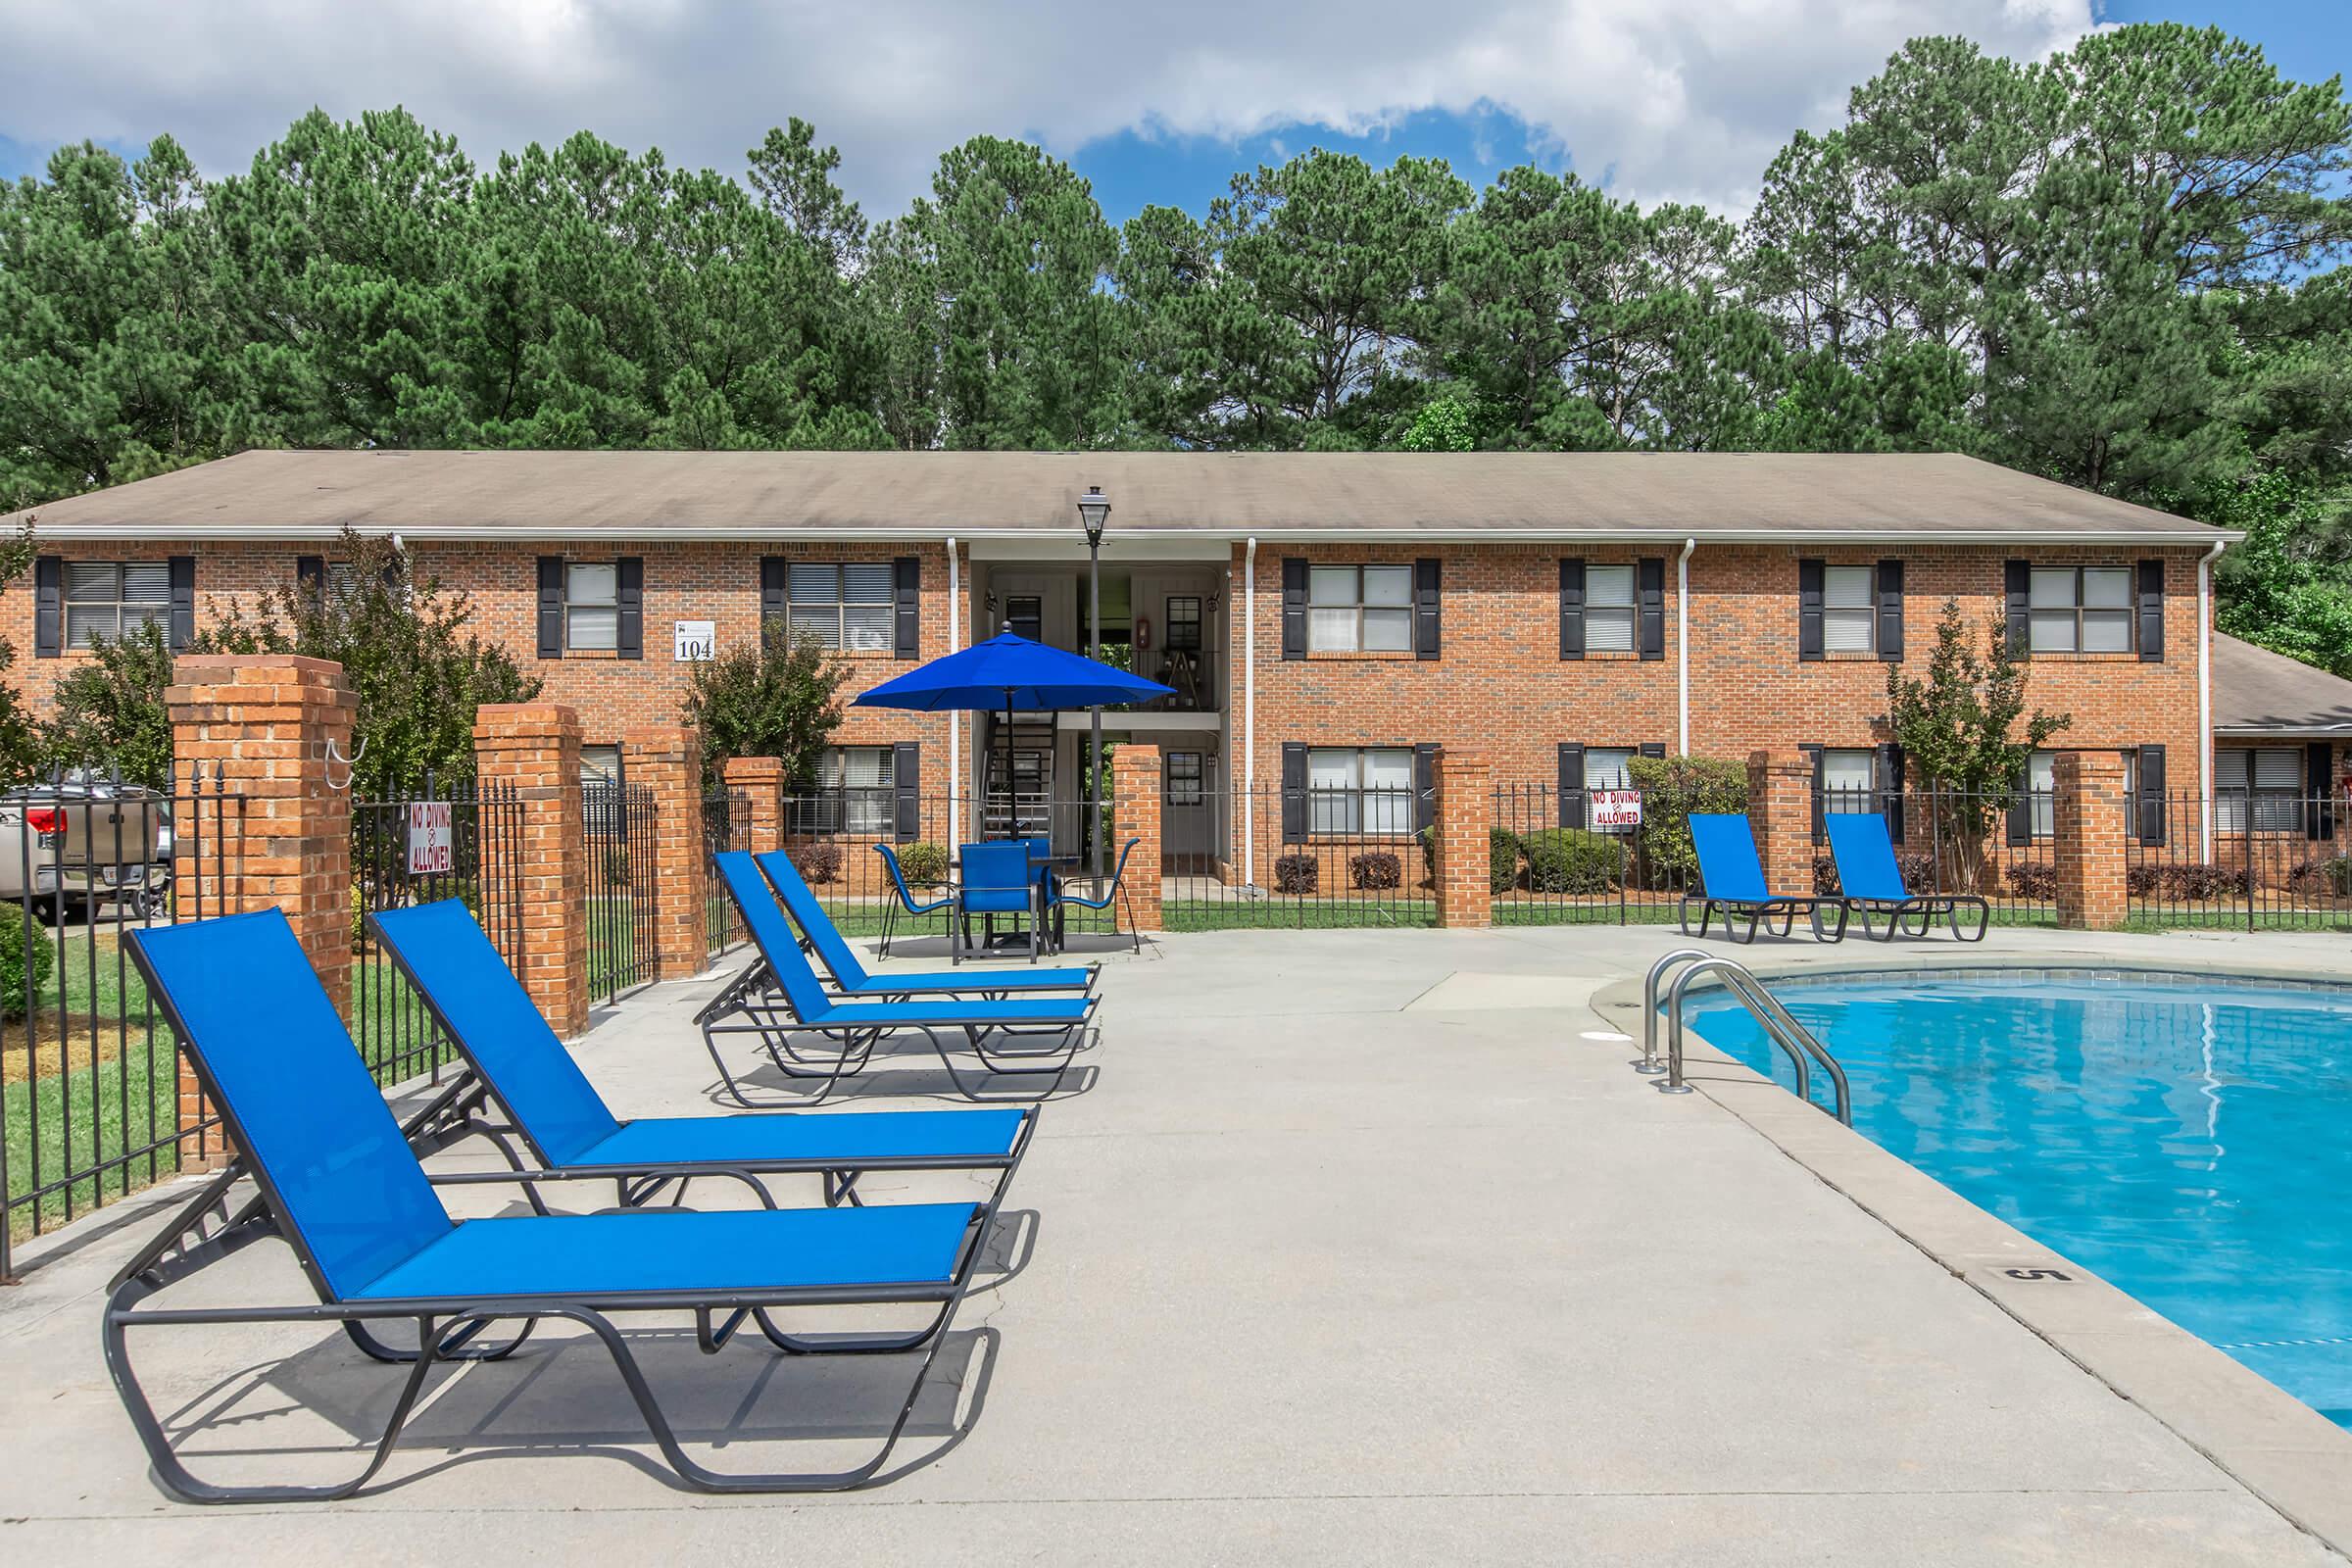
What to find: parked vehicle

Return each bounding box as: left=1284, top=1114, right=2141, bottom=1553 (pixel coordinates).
left=0, top=777, right=171, bottom=921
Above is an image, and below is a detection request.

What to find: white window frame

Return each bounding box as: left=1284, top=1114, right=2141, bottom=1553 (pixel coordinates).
left=64, top=561, right=172, bottom=649
left=2216, top=747, right=2303, bottom=834
left=1165, top=750, right=1205, bottom=807
left=565, top=563, right=619, bottom=652
left=1306, top=746, right=1414, bottom=835
left=1823, top=566, right=1876, bottom=655
left=1306, top=565, right=1413, bottom=654
left=1585, top=565, right=1638, bottom=654
left=1820, top=748, right=1876, bottom=815
left=1581, top=746, right=1637, bottom=831
left=796, top=746, right=897, bottom=835
left=785, top=563, right=895, bottom=652
left=2027, top=565, right=2134, bottom=654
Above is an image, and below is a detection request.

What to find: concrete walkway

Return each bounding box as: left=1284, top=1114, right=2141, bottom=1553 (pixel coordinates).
left=2, top=922, right=2347, bottom=1563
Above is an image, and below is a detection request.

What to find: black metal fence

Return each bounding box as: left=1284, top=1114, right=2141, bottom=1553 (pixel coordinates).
left=1, top=761, right=247, bottom=1278
left=705, top=787, right=747, bottom=953
left=2128, top=789, right=2349, bottom=930
left=586, top=781, right=660, bottom=1003
left=349, top=776, right=525, bottom=1086
left=1157, top=786, right=1436, bottom=930
left=1816, top=784, right=2059, bottom=926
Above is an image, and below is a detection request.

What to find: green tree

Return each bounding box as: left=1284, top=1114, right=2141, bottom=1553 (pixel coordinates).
left=680, top=627, right=851, bottom=789
left=42, top=619, right=175, bottom=787
left=2208, top=471, right=2352, bottom=675
left=0, top=524, right=46, bottom=780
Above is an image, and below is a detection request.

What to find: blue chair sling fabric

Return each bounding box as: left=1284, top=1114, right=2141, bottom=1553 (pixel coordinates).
left=957, top=842, right=1034, bottom=914
left=1683, top=813, right=1847, bottom=945
left=368, top=900, right=1031, bottom=1188
left=755, top=850, right=1092, bottom=995
left=1821, top=812, right=1988, bottom=942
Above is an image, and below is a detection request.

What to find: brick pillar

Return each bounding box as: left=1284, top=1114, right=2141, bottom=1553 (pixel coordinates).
left=1747, top=749, right=1816, bottom=896
left=1110, top=747, right=1163, bottom=934
left=167, top=655, right=356, bottom=1167
left=623, top=725, right=709, bottom=982
left=1434, top=747, right=1494, bottom=929
left=2054, top=750, right=2130, bottom=930
left=723, top=756, right=786, bottom=855
left=473, top=704, right=588, bottom=1038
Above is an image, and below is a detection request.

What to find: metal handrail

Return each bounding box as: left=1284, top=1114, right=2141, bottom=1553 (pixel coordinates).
left=1642, top=951, right=1852, bottom=1125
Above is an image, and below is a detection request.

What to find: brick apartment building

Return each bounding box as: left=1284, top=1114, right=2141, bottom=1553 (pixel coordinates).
left=10, top=446, right=2331, bottom=879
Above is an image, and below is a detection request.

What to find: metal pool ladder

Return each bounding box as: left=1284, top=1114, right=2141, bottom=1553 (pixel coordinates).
left=1638, top=949, right=1852, bottom=1125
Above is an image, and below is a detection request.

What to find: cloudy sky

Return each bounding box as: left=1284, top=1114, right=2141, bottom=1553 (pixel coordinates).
left=0, top=1, right=2341, bottom=220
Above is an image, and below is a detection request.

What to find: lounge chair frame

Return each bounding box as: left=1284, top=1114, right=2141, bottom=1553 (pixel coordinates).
left=1821, top=812, right=1991, bottom=943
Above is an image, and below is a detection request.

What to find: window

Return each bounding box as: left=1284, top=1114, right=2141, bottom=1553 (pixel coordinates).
left=2028, top=566, right=2133, bottom=654
left=65, top=562, right=171, bottom=648
left=786, top=563, right=894, bottom=651
left=1306, top=747, right=1413, bottom=834
left=2217, top=748, right=2303, bottom=834
left=1004, top=595, right=1043, bottom=643
left=1580, top=747, right=1635, bottom=830
left=565, top=563, right=618, bottom=652
left=1820, top=748, right=1876, bottom=813
left=1165, top=596, right=1201, bottom=652
left=795, top=746, right=896, bottom=834
left=1585, top=565, right=1637, bottom=653
left=1823, top=566, right=1876, bottom=654
left=1166, top=751, right=1204, bottom=807
left=1307, top=565, right=1412, bottom=653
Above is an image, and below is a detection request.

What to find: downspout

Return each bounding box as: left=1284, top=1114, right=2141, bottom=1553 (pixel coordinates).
left=947, top=538, right=960, bottom=837
left=1676, top=537, right=1696, bottom=756
left=2198, top=537, right=2225, bottom=861
left=1244, top=537, right=1257, bottom=891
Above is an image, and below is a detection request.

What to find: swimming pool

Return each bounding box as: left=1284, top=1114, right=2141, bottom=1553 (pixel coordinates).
left=1681, top=969, right=2352, bottom=1427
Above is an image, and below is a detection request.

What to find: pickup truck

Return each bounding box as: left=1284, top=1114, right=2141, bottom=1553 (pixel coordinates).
left=0, top=780, right=171, bottom=920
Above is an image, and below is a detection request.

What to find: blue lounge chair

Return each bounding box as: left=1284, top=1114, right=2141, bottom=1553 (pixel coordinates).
left=1049, top=837, right=1145, bottom=954
left=758, top=849, right=1096, bottom=1000
left=368, top=899, right=1038, bottom=1210
left=1682, top=812, right=1849, bottom=944
left=113, top=908, right=999, bottom=1501
left=873, top=844, right=951, bottom=957
left=955, top=840, right=1041, bottom=962
left=701, top=852, right=1096, bottom=1104
left=1823, top=812, right=1989, bottom=941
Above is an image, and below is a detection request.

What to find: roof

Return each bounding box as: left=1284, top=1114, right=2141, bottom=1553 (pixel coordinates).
left=2212, top=634, right=2352, bottom=738
left=1, top=449, right=2232, bottom=545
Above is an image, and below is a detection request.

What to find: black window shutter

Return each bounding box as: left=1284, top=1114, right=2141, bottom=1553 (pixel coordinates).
left=2307, top=741, right=2334, bottom=841
left=614, top=557, right=644, bottom=660
left=167, top=556, right=195, bottom=651
left=537, top=557, right=564, bottom=659
left=1797, top=559, right=1825, bottom=662
left=894, top=556, right=920, bottom=660
left=1414, top=742, right=1439, bottom=832
left=1556, top=743, right=1585, bottom=829
left=1638, top=558, right=1665, bottom=661
left=2007, top=759, right=2034, bottom=847
left=1801, top=744, right=1826, bottom=842
left=760, top=557, right=788, bottom=646
left=1281, top=559, right=1307, bottom=661
left=2136, top=559, right=2164, bottom=662
left=1414, top=559, right=1441, bottom=661
left=33, top=557, right=61, bottom=658
left=1876, top=559, right=1903, bottom=662
left=893, top=742, right=921, bottom=842
left=1280, top=743, right=1307, bottom=842
left=2136, top=745, right=2167, bottom=846
left=1875, top=742, right=1906, bottom=842
left=2004, top=560, right=2031, bottom=657
left=297, top=555, right=325, bottom=604
left=1558, top=559, right=1586, bottom=660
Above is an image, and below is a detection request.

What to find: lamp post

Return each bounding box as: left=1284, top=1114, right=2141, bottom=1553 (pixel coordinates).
left=1078, top=485, right=1110, bottom=881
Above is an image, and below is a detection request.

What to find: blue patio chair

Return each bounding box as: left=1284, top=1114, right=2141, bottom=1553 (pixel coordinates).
left=1682, top=812, right=1849, bottom=945
left=112, top=908, right=1000, bottom=1502
left=873, top=843, right=952, bottom=958
left=1823, top=812, right=1989, bottom=942
left=1049, top=837, right=1145, bottom=954
left=955, top=840, right=1041, bottom=964
left=758, top=850, right=1095, bottom=999
left=701, top=852, right=1095, bottom=1104
left=368, top=899, right=1039, bottom=1211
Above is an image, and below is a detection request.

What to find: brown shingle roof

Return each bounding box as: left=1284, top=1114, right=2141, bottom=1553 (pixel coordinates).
left=3, top=448, right=2230, bottom=543
left=2212, top=634, right=2352, bottom=737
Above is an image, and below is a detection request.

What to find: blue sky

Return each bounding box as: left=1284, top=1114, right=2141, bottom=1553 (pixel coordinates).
left=0, top=1, right=2343, bottom=222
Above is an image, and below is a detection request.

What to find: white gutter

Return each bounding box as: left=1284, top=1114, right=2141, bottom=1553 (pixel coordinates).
left=1676, top=537, right=1695, bottom=755
left=1243, top=537, right=1257, bottom=891
left=946, top=537, right=960, bottom=837
left=2198, top=538, right=2225, bottom=860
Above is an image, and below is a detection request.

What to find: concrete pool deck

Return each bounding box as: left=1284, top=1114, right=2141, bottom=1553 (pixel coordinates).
left=2, top=921, right=2349, bottom=1563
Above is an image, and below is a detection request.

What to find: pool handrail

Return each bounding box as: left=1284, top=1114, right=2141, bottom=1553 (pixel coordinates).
left=1649, top=954, right=1852, bottom=1125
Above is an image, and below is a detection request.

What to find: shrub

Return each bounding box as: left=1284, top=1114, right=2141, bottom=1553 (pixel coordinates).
left=1490, top=827, right=1522, bottom=894
left=2150, top=862, right=2249, bottom=901
left=1813, top=855, right=1840, bottom=897
left=792, top=840, right=845, bottom=886
left=2126, top=863, right=2159, bottom=897
left=0, top=912, right=53, bottom=1021
left=1273, top=853, right=1320, bottom=895
left=2006, top=861, right=2056, bottom=900
left=1623, top=756, right=1748, bottom=888
left=1349, top=851, right=1402, bottom=890
left=2290, top=854, right=2352, bottom=897
left=897, top=840, right=950, bottom=887
left=1521, top=827, right=1621, bottom=894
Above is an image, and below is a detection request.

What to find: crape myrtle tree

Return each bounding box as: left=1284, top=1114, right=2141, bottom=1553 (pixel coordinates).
left=679, top=625, right=850, bottom=792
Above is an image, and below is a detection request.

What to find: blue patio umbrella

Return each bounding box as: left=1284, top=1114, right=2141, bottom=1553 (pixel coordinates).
left=854, top=632, right=1173, bottom=832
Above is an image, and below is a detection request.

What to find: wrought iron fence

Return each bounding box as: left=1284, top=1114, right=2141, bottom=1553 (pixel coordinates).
left=586, top=781, right=660, bottom=1003
left=1158, top=786, right=1436, bottom=931
left=1, top=760, right=247, bottom=1277
left=706, top=787, right=747, bottom=953
left=1490, top=782, right=1690, bottom=924
left=349, top=776, right=525, bottom=1087
left=1817, top=784, right=2060, bottom=926
left=2127, top=789, right=2349, bottom=931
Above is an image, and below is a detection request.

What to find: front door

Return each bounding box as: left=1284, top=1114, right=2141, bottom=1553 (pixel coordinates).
left=1163, top=750, right=1212, bottom=868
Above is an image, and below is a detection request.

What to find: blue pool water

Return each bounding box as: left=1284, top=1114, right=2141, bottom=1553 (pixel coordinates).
left=1682, top=971, right=2352, bottom=1426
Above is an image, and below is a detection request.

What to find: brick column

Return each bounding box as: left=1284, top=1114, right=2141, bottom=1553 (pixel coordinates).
left=1433, top=747, right=1494, bottom=929
left=2054, top=750, right=2130, bottom=930
left=1110, top=747, right=1163, bottom=935
left=1747, top=749, right=1816, bottom=896
left=722, top=756, right=786, bottom=855
left=623, top=725, right=709, bottom=982
left=474, top=704, right=588, bottom=1038
left=167, top=655, right=356, bottom=1166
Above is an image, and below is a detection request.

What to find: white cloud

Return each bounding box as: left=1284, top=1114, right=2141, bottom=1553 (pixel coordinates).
left=0, top=0, right=2097, bottom=213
